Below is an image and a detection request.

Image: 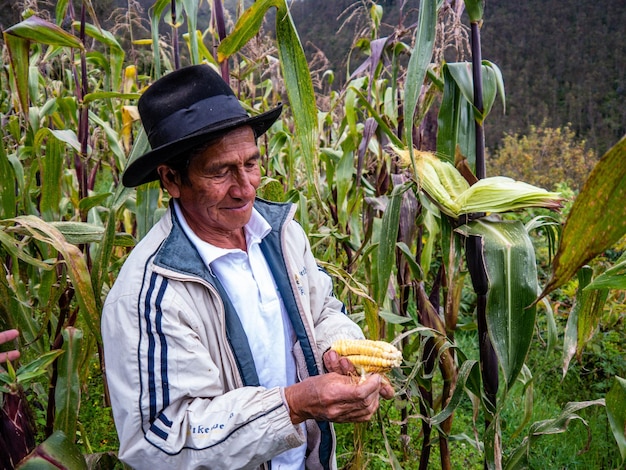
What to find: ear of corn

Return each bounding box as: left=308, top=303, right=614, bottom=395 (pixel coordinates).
left=390, top=146, right=563, bottom=218
left=331, top=339, right=402, bottom=376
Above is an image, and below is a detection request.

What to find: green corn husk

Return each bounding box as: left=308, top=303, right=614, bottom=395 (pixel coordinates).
left=394, top=147, right=563, bottom=218
left=456, top=176, right=564, bottom=214
left=410, top=150, right=466, bottom=217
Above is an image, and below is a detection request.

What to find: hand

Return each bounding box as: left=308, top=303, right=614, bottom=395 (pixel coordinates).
left=283, top=372, right=386, bottom=424
left=323, top=349, right=395, bottom=400
left=0, top=329, right=20, bottom=364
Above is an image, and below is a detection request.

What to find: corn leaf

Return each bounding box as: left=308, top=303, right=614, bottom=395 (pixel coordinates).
left=584, top=252, right=626, bottom=291
left=7, top=216, right=101, bottom=343
left=504, top=399, right=605, bottom=470
left=403, top=0, right=438, bottom=155
left=437, top=65, right=476, bottom=165
left=445, top=61, right=499, bottom=124
left=274, top=1, right=318, bottom=194
left=148, top=0, right=174, bottom=79
left=542, top=135, right=626, bottom=298
left=562, top=266, right=608, bottom=377
left=0, top=134, right=17, bottom=219
left=4, top=16, right=83, bottom=48
left=3, top=32, right=31, bottom=115
left=77, top=22, right=124, bottom=91
left=457, top=220, right=538, bottom=389
left=16, top=430, right=88, bottom=469
left=54, top=327, right=83, bottom=440
left=181, top=0, right=199, bottom=64
left=376, top=183, right=408, bottom=305
left=606, top=376, right=626, bottom=462
left=3, top=350, right=64, bottom=388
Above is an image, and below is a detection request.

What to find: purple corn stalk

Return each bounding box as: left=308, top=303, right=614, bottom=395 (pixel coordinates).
left=0, top=384, right=36, bottom=469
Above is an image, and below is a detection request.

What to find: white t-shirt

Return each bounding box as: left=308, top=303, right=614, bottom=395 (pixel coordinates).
left=173, top=201, right=306, bottom=469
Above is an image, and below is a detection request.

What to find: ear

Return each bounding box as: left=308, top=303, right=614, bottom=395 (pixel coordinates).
left=157, top=165, right=182, bottom=198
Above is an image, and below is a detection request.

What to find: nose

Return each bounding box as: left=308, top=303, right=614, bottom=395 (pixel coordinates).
left=229, top=167, right=258, bottom=200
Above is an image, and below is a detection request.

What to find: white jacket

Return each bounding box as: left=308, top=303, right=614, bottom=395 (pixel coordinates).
left=101, top=199, right=364, bottom=469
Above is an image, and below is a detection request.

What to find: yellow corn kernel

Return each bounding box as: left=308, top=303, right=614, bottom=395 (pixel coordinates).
left=331, top=339, right=402, bottom=376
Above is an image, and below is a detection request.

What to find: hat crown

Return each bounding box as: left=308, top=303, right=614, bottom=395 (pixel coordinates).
left=138, top=65, right=247, bottom=150
left=122, top=64, right=282, bottom=187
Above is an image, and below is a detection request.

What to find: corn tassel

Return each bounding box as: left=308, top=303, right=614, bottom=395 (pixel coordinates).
left=331, top=339, right=402, bottom=377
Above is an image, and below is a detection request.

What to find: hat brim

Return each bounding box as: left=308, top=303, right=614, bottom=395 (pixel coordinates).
left=122, top=104, right=282, bottom=187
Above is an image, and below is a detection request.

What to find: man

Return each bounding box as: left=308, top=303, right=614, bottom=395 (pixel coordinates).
left=102, top=64, right=393, bottom=470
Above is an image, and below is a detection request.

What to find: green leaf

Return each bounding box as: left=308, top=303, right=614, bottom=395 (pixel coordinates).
left=562, top=266, right=609, bottom=376
left=16, top=430, right=87, bottom=469
left=458, top=220, right=538, bottom=388
left=274, top=1, right=318, bottom=195
left=584, top=256, right=626, bottom=290
left=606, top=376, right=626, bottom=462
left=12, top=350, right=64, bottom=387
left=542, top=135, right=626, bottom=298
left=181, top=0, right=199, bottom=64
left=7, top=216, right=101, bottom=343
left=404, top=0, right=438, bottom=153
left=504, top=399, right=605, bottom=470
left=54, top=328, right=83, bottom=440
left=0, top=131, right=17, bottom=219
left=219, top=0, right=318, bottom=194
left=83, top=92, right=140, bottom=104
left=3, top=32, right=31, bottom=115
left=78, top=22, right=125, bottom=91
left=136, top=181, right=163, bottom=240
left=217, top=0, right=281, bottom=61
left=436, top=65, right=475, bottom=164
left=148, top=0, right=174, bottom=79
left=4, top=16, right=83, bottom=48
left=376, top=183, right=408, bottom=304
left=335, top=150, right=355, bottom=228
left=429, top=359, right=481, bottom=426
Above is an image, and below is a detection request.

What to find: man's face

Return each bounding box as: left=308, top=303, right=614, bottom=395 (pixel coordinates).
left=158, top=126, right=261, bottom=249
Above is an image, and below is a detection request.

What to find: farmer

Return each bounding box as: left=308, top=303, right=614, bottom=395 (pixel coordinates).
left=101, top=64, right=393, bottom=470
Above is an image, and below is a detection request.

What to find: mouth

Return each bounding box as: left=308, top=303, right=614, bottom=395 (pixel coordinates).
left=223, top=200, right=253, bottom=212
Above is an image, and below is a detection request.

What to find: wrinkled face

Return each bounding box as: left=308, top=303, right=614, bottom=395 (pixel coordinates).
left=158, top=126, right=260, bottom=249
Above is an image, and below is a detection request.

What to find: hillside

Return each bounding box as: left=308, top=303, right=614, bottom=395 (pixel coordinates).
left=286, top=0, right=626, bottom=155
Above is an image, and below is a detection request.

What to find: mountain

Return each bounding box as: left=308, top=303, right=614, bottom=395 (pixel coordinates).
left=287, top=0, right=626, bottom=155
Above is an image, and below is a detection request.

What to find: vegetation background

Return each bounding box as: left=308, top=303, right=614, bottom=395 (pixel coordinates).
left=2, top=0, right=624, bottom=156
left=0, top=0, right=625, bottom=469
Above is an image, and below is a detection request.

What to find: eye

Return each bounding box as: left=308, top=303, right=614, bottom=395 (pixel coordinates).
left=245, top=156, right=260, bottom=169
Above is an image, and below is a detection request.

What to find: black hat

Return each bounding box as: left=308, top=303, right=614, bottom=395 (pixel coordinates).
left=122, top=64, right=282, bottom=187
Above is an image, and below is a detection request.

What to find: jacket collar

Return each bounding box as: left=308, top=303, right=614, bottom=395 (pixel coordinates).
left=153, top=198, right=294, bottom=281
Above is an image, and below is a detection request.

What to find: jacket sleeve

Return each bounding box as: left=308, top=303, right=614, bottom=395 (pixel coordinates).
left=102, top=273, right=305, bottom=470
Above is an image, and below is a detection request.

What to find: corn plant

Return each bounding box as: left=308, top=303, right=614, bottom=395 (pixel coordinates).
left=1, top=0, right=625, bottom=469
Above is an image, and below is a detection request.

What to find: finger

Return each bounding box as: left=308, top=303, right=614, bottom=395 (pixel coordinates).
left=339, top=357, right=356, bottom=375
left=0, top=350, right=20, bottom=363
left=0, top=329, right=19, bottom=345
left=323, top=349, right=341, bottom=373
left=379, top=381, right=395, bottom=400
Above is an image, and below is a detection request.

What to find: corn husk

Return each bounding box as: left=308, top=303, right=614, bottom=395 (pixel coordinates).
left=393, top=147, right=563, bottom=218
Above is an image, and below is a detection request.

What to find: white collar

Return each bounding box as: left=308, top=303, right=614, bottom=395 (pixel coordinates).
left=172, top=199, right=271, bottom=266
